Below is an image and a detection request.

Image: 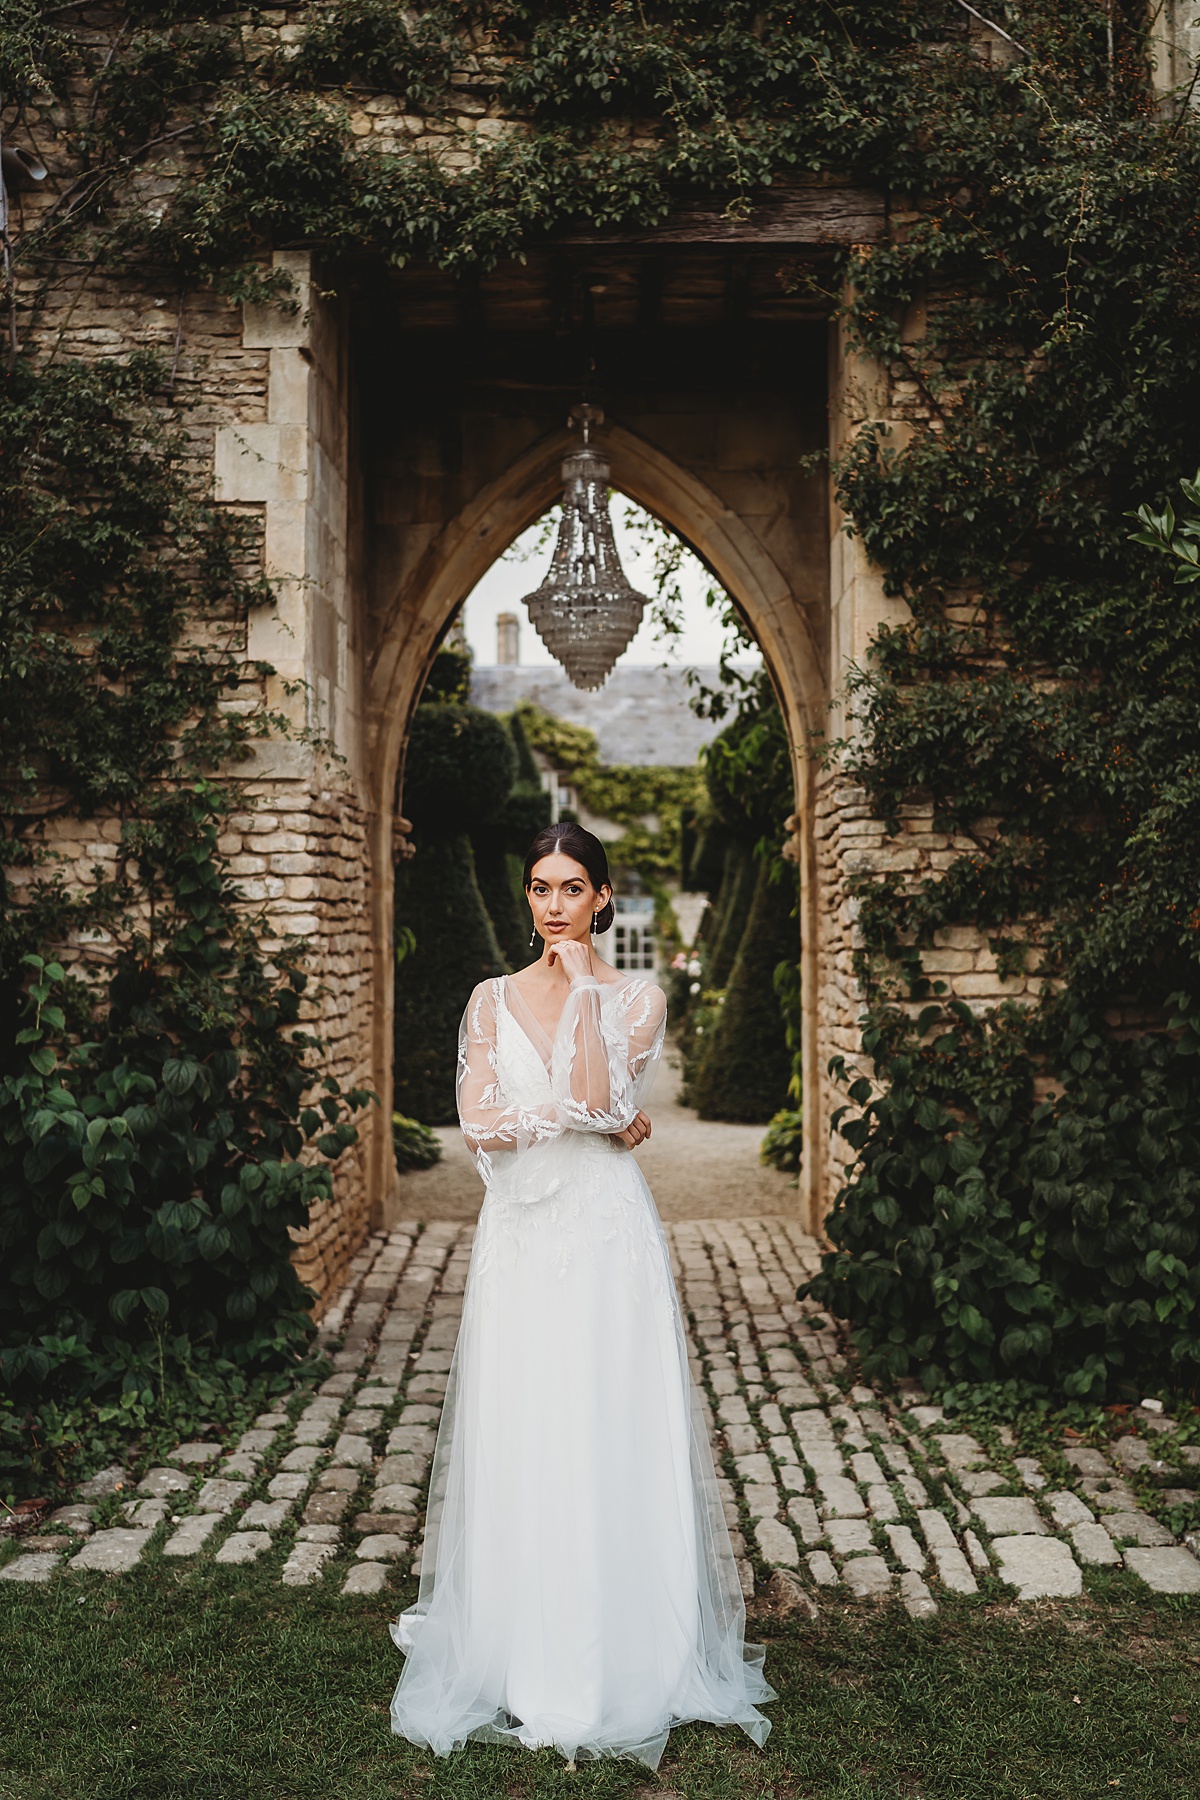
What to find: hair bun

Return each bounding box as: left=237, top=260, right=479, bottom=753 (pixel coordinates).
left=592, top=897, right=615, bottom=935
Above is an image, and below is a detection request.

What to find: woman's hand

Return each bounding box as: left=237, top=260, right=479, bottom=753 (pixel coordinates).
left=546, top=938, right=594, bottom=983
left=612, top=1109, right=651, bottom=1150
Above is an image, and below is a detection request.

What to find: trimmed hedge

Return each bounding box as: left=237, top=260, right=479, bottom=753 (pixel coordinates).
left=393, top=833, right=506, bottom=1125
left=688, top=858, right=798, bottom=1124
left=402, top=702, right=516, bottom=836
left=706, top=842, right=757, bottom=993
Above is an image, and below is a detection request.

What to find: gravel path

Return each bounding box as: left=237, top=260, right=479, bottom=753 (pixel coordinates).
left=393, top=1048, right=800, bottom=1223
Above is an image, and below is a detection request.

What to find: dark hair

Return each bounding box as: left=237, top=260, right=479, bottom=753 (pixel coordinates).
left=523, top=822, right=615, bottom=934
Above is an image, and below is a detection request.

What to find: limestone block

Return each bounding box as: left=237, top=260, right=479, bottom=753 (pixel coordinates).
left=1112, top=1436, right=1159, bottom=1471
left=196, top=1479, right=247, bottom=1515
left=826, top=1520, right=873, bottom=1557
left=1070, top=1523, right=1122, bottom=1566
left=786, top=1498, right=823, bottom=1544
left=972, top=1496, right=1046, bottom=1536
left=932, top=1433, right=986, bottom=1469
left=899, top=1571, right=937, bottom=1617
left=235, top=1431, right=279, bottom=1461
left=752, top=1518, right=800, bottom=1568
left=1078, top=1476, right=1139, bottom=1511
left=342, top=1562, right=390, bottom=1596
left=1103, top=1512, right=1175, bottom=1547
left=267, top=1474, right=309, bottom=1501
left=280, top=1446, right=324, bottom=1472
left=778, top=1464, right=808, bottom=1496
left=169, top=1443, right=221, bottom=1467
left=122, top=1498, right=169, bottom=1529
left=331, top=1434, right=373, bottom=1468
left=962, top=1530, right=990, bottom=1570
left=216, top=1532, right=272, bottom=1565
left=865, top=1484, right=900, bottom=1521
left=842, top=1555, right=892, bottom=1598
left=898, top=1475, right=930, bottom=1508
left=1045, top=1491, right=1095, bottom=1530
left=806, top=1551, right=840, bottom=1586
left=293, top=1420, right=335, bottom=1446
left=226, top=1447, right=264, bottom=1476
left=318, top=1372, right=359, bottom=1396
left=717, top=1396, right=751, bottom=1427
left=77, top=1465, right=128, bottom=1498
left=1, top=1552, right=60, bottom=1583
left=356, top=1534, right=408, bottom=1561
left=281, top=1541, right=337, bottom=1586
left=960, top=1471, right=1009, bottom=1497
left=734, top=1453, right=775, bottom=1488
left=242, top=252, right=311, bottom=348
left=930, top=1545, right=979, bottom=1595
left=742, top=1484, right=780, bottom=1522
left=886, top=1525, right=926, bottom=1572
left=298, top=1524, right=342, bottom=1543
left=162, top=1514, right=221, bottom=1557
left=341, top=1404, right=385, bottom=1432
left=47, top=1505, right=94, bottom=1534
left=317, top=1468, right=362, bottom=1493
left=1123, top=1547, right=1200, bottom=1593
left=70, top=1528, right=152, bottom=1574
left=818, top=1475, right=867, bottom=1518
left=304, top=1490, right=351, bottom=1525
left=214, top=423, right=308, bottom=507
left=850, top=1452, right=886, bottom=1486
left=992, top=1535, right=1081, bottom=1599
left=137, top=1467, right=190, bottom=1497
left=805, top=1445, right=846, bottom=1477
left=384, top=1425, right=437, bottom=1457
left=242, top=1500, right=292, bottom=1532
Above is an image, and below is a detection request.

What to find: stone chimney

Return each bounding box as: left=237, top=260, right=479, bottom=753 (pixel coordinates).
left=497, top=611, right=519, bottom=664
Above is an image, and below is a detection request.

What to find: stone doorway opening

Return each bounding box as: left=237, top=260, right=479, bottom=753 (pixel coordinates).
left=357, top=247, right=834, bottom=1234
left=388, top=490, right=803, bottom=1229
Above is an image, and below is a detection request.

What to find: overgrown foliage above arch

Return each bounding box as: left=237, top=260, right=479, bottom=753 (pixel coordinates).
left=2, top=1, right=1200, bottom=1409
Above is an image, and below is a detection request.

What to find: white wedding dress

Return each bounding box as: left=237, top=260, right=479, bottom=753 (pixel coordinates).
left=390, top=970, right=773, bottom=1768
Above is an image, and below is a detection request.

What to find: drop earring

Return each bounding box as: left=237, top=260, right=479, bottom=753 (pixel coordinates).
left=529, top=927, right=537, bottom=948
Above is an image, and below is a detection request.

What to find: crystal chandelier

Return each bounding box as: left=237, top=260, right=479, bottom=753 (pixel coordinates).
left=521, top=405, right=650, bottom=691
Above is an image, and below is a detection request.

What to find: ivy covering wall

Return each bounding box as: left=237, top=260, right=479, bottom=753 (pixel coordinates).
left=3, top=1, right=1200, bottom=1408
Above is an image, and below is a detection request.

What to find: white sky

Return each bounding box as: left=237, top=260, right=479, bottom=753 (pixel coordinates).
left=459, top=498, right=761, bottom=671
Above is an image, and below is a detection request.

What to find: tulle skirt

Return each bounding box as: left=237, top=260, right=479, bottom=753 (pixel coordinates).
left=389, top=1136, right=774, bottom=1768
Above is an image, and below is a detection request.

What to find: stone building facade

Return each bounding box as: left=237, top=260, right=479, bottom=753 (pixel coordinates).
left=11, top=4, right=1199, bottom=1305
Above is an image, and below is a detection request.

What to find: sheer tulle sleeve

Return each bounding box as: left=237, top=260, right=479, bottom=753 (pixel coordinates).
left=457, top=980, right=563, bottom=1163
left=550, top=977, right=667, bottom=1134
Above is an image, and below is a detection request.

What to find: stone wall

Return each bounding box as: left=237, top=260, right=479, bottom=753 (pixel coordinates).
left=4, top=6, right=1104, bottom=1272
left=7, top=227, right=379, bottom=1309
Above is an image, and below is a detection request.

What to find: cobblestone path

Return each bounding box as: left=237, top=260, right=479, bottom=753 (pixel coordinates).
left=5, top=1219, right=1200, bottom=1603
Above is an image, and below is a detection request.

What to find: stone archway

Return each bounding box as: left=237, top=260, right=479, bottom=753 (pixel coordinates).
left=214, top=245, right=906, bottom=1296
left=362, top=419, right=829, bottom=1237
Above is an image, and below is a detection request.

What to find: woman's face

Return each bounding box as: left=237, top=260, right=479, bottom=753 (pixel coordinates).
left=527, top=853, right=611, bottom=947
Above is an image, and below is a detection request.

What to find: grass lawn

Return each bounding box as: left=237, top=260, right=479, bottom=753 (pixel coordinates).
left=1, top=1557, right=1196, bottom=1800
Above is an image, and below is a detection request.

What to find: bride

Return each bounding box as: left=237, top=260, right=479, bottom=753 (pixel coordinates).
left=390, top=821, right=774, bottom=1769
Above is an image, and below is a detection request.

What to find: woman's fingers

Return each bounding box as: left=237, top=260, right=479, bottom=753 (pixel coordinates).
left=612, top=1111, right=652, bottom=1149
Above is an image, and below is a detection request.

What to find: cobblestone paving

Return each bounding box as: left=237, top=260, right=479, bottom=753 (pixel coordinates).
left=4, top=1219, right=1200, bottom=1606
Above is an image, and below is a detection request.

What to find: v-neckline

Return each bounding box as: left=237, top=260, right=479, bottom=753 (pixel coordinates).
left=499, top=971, right=628, bottom=1064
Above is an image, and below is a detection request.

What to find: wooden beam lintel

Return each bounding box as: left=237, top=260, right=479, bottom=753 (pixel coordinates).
left=554, top=184, right=886, bottom=248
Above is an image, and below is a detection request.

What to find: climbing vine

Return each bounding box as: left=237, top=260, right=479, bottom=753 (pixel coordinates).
left=2, top=1, right=1200, bottom=1403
